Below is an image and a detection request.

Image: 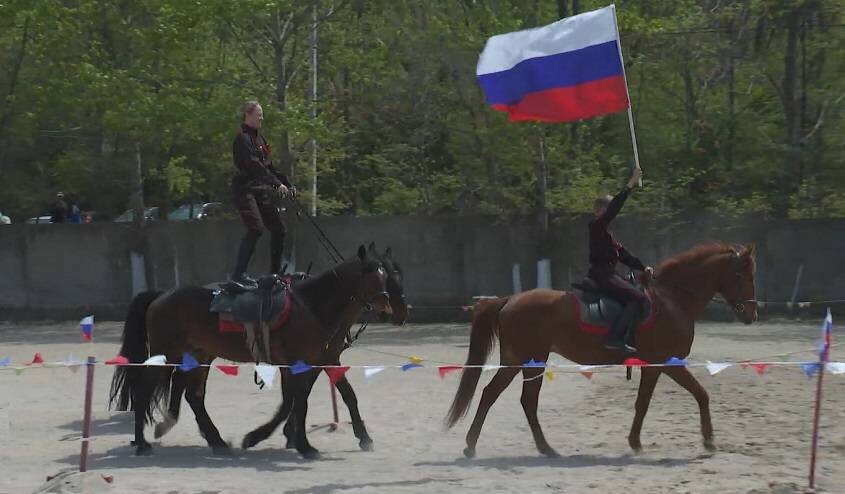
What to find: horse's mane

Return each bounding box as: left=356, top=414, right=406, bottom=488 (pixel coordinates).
left=656, top=243, right=737, bottom=279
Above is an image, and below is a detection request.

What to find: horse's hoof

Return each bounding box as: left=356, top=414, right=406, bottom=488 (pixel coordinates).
left=541, top=448, right=560, bottom=458
left=135, top=443, right=153, bottom=456
left=212, top=444, right=233, bottom=456
left=703, top=439, right=716, bottom=452
left=463, top=447, right=476, bottom=459
left=242, top=432, right=260, bottom=450
left=285, top=439, right=296, bottom=450
left=628, top=436, right=642, bottom=452
left=300, top=448, right=321, bottom=460
left=359, top=438, right=374, bottom=452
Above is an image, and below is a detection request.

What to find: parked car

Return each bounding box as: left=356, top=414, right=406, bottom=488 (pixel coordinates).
left=0, top=212, right=10, bottom=224
left=26, top=214, right=52, bottom=224
left=168, top=202, right=223, bottom=221
left=113, top=207, right=160, bottom=223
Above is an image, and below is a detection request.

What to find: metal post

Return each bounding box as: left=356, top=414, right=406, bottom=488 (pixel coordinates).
left=310, top=3, right=318, bottom=216
left=610, top=5, right=642, bottom=186
left=79, top=356, right=95, bottom=472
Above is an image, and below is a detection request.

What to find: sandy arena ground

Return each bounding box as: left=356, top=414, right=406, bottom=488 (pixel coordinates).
left=1, top=320, right=844, bottom=494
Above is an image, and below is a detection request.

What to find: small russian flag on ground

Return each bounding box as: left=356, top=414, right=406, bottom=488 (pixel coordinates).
left=80, top=315, right=94, bottom=341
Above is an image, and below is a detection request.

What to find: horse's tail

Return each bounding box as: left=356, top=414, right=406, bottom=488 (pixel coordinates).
left=109, top=290, right=164, bottom=422
left=445, top=297, right=509, bottom=428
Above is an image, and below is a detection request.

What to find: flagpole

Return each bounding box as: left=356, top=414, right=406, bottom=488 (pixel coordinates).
left=809, top=308, right=832, bottom=489
left=610, top=4, right=642, bottom=186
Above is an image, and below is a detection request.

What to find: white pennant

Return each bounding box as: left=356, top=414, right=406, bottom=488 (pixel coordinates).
left=706, top=361, right=732, bottom=375
left=64, top=355, right=83, bottom=374
left=254, top=364, right=277, bottom=389
left=482, top=365, right=501, bottom=372
left=826, top=362, right=845, bottom=375
left=143, top=355, right=167, bottom=366
left=364, top=366, right=385, bottom=379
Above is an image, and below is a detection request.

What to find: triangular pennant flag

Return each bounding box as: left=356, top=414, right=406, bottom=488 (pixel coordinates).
left=578, top=365, right=601, bottom=371
left=777, top=354, right=789, bottom=362
left=664, top=357, right=687, bottom=367
left=802, top=362, right=821, bottom=378
left=80, top=315, right=94, bottom=342
left=30, top=353, right=44, bottom=365
left=438, top=366, right=462, bottom=379
left=751, top=363, right=770, bottom=376
left=143, top=355, right=167, bottom=366
left=401, top=363, right=422, bottom=372
left=825, top=362, right=845, bottom=375
left=63, top=356, right=83, bottom=374
left=622, top=358, right=648, bottom=367
left=482, top=365, right=500, bottom=372
left=523, top=359, right=546, bottom=368
left=364, top=366, right=385, bottom=379
left=0, top=357, right=9, bottom=367
left=105, top=355, right=129, bottom=366
left=544, top=370, right=555, bottom=381
left=14, top=367, right=24, bottom=375
left=408, top=355, right=424, bottom=365
left=180, top=352, right=199, bottom=372
left=67, top=364, right=80, bottom=374
left=215, top=364, right=239, bottom=376
left=706, top=361, right=732, bottom=375
left=580, top=371, right=594, bottom=380
left=326, top=366, right=351, bottom=386
left=739, top=362, right=749, bottom=370
left=255, top=364, right=277, bottom=388
left=290, top=360, right=312, bottom=375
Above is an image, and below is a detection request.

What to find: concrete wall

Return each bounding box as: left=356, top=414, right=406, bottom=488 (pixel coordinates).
left=1, top=214, right=843, bottom=321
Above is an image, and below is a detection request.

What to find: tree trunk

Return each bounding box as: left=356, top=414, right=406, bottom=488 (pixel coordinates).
left=534, top=128, right=550, bottom=257
left=781, top=7, right=802, bottom=212
left=0, top=17, right=31, bottom=150
left=131, top=142, right=145, bottom=227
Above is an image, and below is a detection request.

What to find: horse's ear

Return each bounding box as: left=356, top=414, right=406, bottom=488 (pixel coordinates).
left=742, top=243, right=756, bottom=258
left=384, top=247, right=392, bottom=260
left=368, top=241, right=377, bottom=256
left=358, top=244, right=367, bottom=261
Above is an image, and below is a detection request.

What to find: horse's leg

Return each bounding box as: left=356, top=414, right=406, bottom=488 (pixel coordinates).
left=183, top=367, right=230, bottom=455
left=291, top=370, right=321, bottom=459
left=154, top=371, right=186, bottom=439
left=131, top=369, right=154, bottom=455
left=464, top=367, right=520, bottom=458
left=628, top=367, right=661, bottom=451
left=334, top=374, right=374, bottom=451
left=520, top=366, right=558, bottom=458
left=663, top=366, right=715, bottom=451
left=243, top=370, right=294, bottom=450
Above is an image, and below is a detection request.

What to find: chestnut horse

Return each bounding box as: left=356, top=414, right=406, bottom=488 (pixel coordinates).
left=446, top=243, right=757, bottom=458
left=242, top=243, right=409, bottom=452
left=110, top=245, right=391, bottom=459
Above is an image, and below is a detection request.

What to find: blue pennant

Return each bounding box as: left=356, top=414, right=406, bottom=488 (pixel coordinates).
left=0, top=357, right=9, bottom=367
left=401, top=363, right=422, bottom=372
left=522, top=359, right=546, bottom=368
left=664, top=357, right=688, bottom=367
left=180, top=352, right=199, bottom=372
left=290, top=360, right=313, bottom=375
left=802, top=362, right=821, bottom=378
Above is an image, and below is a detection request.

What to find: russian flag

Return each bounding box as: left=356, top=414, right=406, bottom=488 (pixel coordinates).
left=819, top=309, right=833, bottom=362
left=477, top=5, right=629, bottom=122
left=80, top=315, right=94, bottom=342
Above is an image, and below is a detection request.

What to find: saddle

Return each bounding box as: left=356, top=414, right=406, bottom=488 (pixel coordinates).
left=570, top=277, right=655, bottom=336
left=211, top=274, right=292, bottom=363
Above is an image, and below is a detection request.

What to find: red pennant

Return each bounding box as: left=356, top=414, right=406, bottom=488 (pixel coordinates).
left=215, top=365, right=239, bottom=376
left=326, top=366, right=351, bottom=386
left=30, top=353, right=44, bottom=365
left=101, top=475, right=114, bottom=484
left=751, top=363, right=770, bottom=376
left=622, top=358, right=649, bottom=367
left=105, top=355, right=129, bottom=365
left=580, top=371, right=594, bottom=380
left=438, top=366, right=462, bottom=379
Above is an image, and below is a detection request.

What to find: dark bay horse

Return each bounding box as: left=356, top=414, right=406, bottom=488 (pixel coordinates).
left=446, top=243, right=757, bottom=458
left=242, top=243, right=409, bottom=452
left=109, top=245, right=391, bottom=459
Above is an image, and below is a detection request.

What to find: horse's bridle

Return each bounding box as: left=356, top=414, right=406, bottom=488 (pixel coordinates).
left=721, top=250, right=757, bottom=314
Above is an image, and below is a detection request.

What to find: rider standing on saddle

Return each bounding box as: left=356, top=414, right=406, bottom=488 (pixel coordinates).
left=589, top=167, right=653, bottom=353
left=231, top=101, right=295, bottom=286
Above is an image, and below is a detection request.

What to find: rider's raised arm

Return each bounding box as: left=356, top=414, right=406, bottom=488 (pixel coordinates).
left=595, top=186, right=631, bottom=228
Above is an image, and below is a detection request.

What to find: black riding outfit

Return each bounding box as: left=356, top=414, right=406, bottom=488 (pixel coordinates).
left=231, top=124, right=293, bottom=282
left=587, top=186, right=648, bottom=351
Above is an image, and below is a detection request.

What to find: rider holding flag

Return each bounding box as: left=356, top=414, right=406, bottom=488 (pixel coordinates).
left=230, top=101, right=296, bottom=286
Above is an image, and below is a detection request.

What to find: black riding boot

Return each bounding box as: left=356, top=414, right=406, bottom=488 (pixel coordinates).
left=270, top=230, right=285, bottom=275
left=605, top=303, right=640, bottom=353
left=232, top=230, right=261, bottom=285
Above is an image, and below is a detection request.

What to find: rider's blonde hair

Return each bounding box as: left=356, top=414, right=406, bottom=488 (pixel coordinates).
left=238, top=100, right=261, bottom=122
